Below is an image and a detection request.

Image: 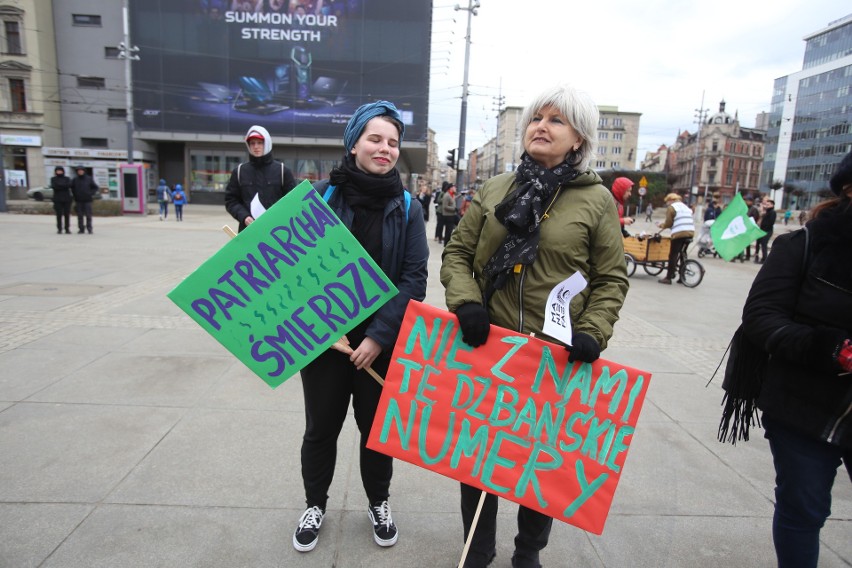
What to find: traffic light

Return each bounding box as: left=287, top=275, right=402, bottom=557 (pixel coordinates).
left=446, top=149, right=456, bottom=169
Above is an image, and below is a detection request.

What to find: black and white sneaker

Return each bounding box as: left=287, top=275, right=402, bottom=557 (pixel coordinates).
left=367, top=500, right=398, bottom=547
left=293, top=505, right=324, bottom=552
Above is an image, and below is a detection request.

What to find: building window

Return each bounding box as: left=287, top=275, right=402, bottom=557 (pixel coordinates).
left=104, top=46, right=121, bottom=58
left=598, top=146, right=607, bottom=155
left=711, top=140, right=719, bottom=152
left=610, top=162, right=619, bottom=168
left=599, top=132, right=608, bottom=140
left=595, top=160, right=606, bottom=169
left=613, top=132, right=623, bottom=140
left=3, top=20, right=22, bottom=54
left=613, top=118, right=623, bottom=128
left=9, top=78, right=26, bottom=111
left=72, top=14, right=102, bottom=26
left=612, top=147, right=622, bottom=155
left=599, top=118, right=608, bottom=127
left=80, top=137, right=108, bottom=148
left=77, top=76, right=105, bottom=89
left=108, top=108, right=127, bottom=119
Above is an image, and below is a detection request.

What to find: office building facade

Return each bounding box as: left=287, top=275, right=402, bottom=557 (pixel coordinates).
left=2, top=1, right=432, bottom=203
left=762, top=13, right=852, bottom=209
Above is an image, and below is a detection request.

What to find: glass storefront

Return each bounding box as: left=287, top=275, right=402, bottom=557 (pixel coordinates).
left=189, top=147, right=348, bottom=192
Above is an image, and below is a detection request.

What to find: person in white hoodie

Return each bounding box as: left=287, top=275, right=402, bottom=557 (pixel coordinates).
left=224, top=124, right=297, bottom=232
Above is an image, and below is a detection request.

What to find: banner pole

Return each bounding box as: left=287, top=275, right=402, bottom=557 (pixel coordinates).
left=330, top=338, right=385, bottom=386
left=457, top=490, right=487, bottom=568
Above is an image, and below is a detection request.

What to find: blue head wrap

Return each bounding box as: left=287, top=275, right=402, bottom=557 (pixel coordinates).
left=343, top=100, right=404, bottom=152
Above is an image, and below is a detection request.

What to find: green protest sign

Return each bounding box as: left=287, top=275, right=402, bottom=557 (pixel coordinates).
left=710, top=193, right=766, bottom=261
left=168, top=180, right=398, bottom=388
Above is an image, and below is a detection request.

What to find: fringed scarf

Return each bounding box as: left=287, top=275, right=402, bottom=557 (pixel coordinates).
left=717, top=325, right=768, bottom=444
left=482, top=152, right=580, bottom=293
left=718, top=225, right=811, bottom=444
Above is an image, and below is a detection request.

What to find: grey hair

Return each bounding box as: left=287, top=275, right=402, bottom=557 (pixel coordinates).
left=520, top=84, right=599, bottom=171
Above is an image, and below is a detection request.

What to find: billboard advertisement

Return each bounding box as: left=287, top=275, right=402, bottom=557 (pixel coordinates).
left=130, top=1, right=431, bottom=142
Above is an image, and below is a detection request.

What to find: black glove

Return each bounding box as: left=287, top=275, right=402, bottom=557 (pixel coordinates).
left=808, top=326, right=850, bottom=371
left=455, top=303, right=490, bottom=347
left=567, top=332, right=601, bottom=363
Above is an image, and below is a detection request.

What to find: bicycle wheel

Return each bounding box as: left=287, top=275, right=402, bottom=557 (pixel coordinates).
left=644, top=262, right=664, bottom=276
left=680, top=259, right=705, bottom=287
left=624, top=253, right=636, bottom=277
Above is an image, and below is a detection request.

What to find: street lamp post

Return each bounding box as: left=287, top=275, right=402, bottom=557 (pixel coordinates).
left=118, top=1, right=139, bottom=164
left=454, top=0, right=479, bottom=191
left=689, top=91, right=708, bottom=208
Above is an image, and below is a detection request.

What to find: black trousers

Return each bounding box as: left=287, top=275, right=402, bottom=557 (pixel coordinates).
left=460, top=483, right=552, bottom=564
left=54, top=201, right=71, bottom=232
left=300, top=347, right=392, bottom=510
left=665, top=236, right=690, bottom=280
left=435, top=212, right=445, bottom=240
left=443, top=215, right=458, bottom=245
left=756, top=234, right=772, bottom=261
left=75, top=202, right=93, bottom=232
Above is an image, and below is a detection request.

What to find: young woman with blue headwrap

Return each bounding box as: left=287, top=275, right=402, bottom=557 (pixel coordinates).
left=292, top=101, right=429, bottom=554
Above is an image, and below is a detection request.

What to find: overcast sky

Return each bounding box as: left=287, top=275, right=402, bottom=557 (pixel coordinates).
left=427, top=1, right=848, bottom=168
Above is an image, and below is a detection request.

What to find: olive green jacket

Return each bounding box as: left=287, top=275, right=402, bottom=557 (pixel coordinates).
left=441, top=171, right=629, bottom=349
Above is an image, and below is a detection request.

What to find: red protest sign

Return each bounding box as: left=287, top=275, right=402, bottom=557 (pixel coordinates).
left=366, top=301, right=651, bottom=535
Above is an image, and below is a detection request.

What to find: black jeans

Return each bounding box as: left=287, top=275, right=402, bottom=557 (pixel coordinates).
left=75, top=201, right=93, bottom=233
left=443, top=215, right=458, bottom=245
left=763, top=414, right=852, bottom=568
left=435, top=212, right=445, bottom=240
left=54, top=201, right=71, bottom=232
left=756, top=234, right=772, bottom=261
left=665, top=236, right=690, bottom=280
left=460, top=483, right=552, bottom=566
left=299, top=347, right=392, bottom=510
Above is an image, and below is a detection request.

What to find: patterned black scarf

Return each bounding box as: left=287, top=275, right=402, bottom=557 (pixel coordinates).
left=482, top=152, right=581, bottom=292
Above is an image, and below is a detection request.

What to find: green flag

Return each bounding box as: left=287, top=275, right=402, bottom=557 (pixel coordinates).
left=710, top=193, right=766, bottom=261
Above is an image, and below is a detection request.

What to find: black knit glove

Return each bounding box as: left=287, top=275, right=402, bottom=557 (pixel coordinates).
left=455, top=303, right=490, bottom=347
left=567, top=332, right=601, bottom=363
left=808, top=326, right=850, bottom=371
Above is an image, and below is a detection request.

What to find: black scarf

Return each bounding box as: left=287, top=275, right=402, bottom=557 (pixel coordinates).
left=329, top=154, right=404, bottom=263
left=482, top=152, right=581, bottom=292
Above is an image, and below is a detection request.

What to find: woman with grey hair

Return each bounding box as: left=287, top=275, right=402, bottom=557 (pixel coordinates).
left=440, top=84, right=629, bottom=568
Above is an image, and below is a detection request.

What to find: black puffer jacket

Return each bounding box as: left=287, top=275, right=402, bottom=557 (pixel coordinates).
left=71, top=173, right=98, bottom=203
left=742, top=205, right=852, bottom=448
left=224, top=152, right=297, bottom=232
left=50, top=174, right=73, bottom=203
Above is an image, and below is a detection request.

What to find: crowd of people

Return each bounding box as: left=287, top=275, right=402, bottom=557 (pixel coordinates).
left=36, top=85, right=849, bottom=568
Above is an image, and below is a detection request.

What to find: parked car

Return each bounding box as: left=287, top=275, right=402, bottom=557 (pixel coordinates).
left=26, top=186, right=52, bottom=201
left=27, top=186, right=102, bottom=201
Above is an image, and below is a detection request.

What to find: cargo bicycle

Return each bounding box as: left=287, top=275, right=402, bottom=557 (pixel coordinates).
left=622, top=233, right=705, bottom=287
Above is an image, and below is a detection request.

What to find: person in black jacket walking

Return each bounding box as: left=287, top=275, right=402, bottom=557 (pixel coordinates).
left=754, top=197, right=776, bottom=263
left=224, top=125, right=297, bottom=232
left=740, top=151, right=852, bottom=568
left=50, top=166, right=73, bottom=234
left=71, top=166, right=98, bottom=234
